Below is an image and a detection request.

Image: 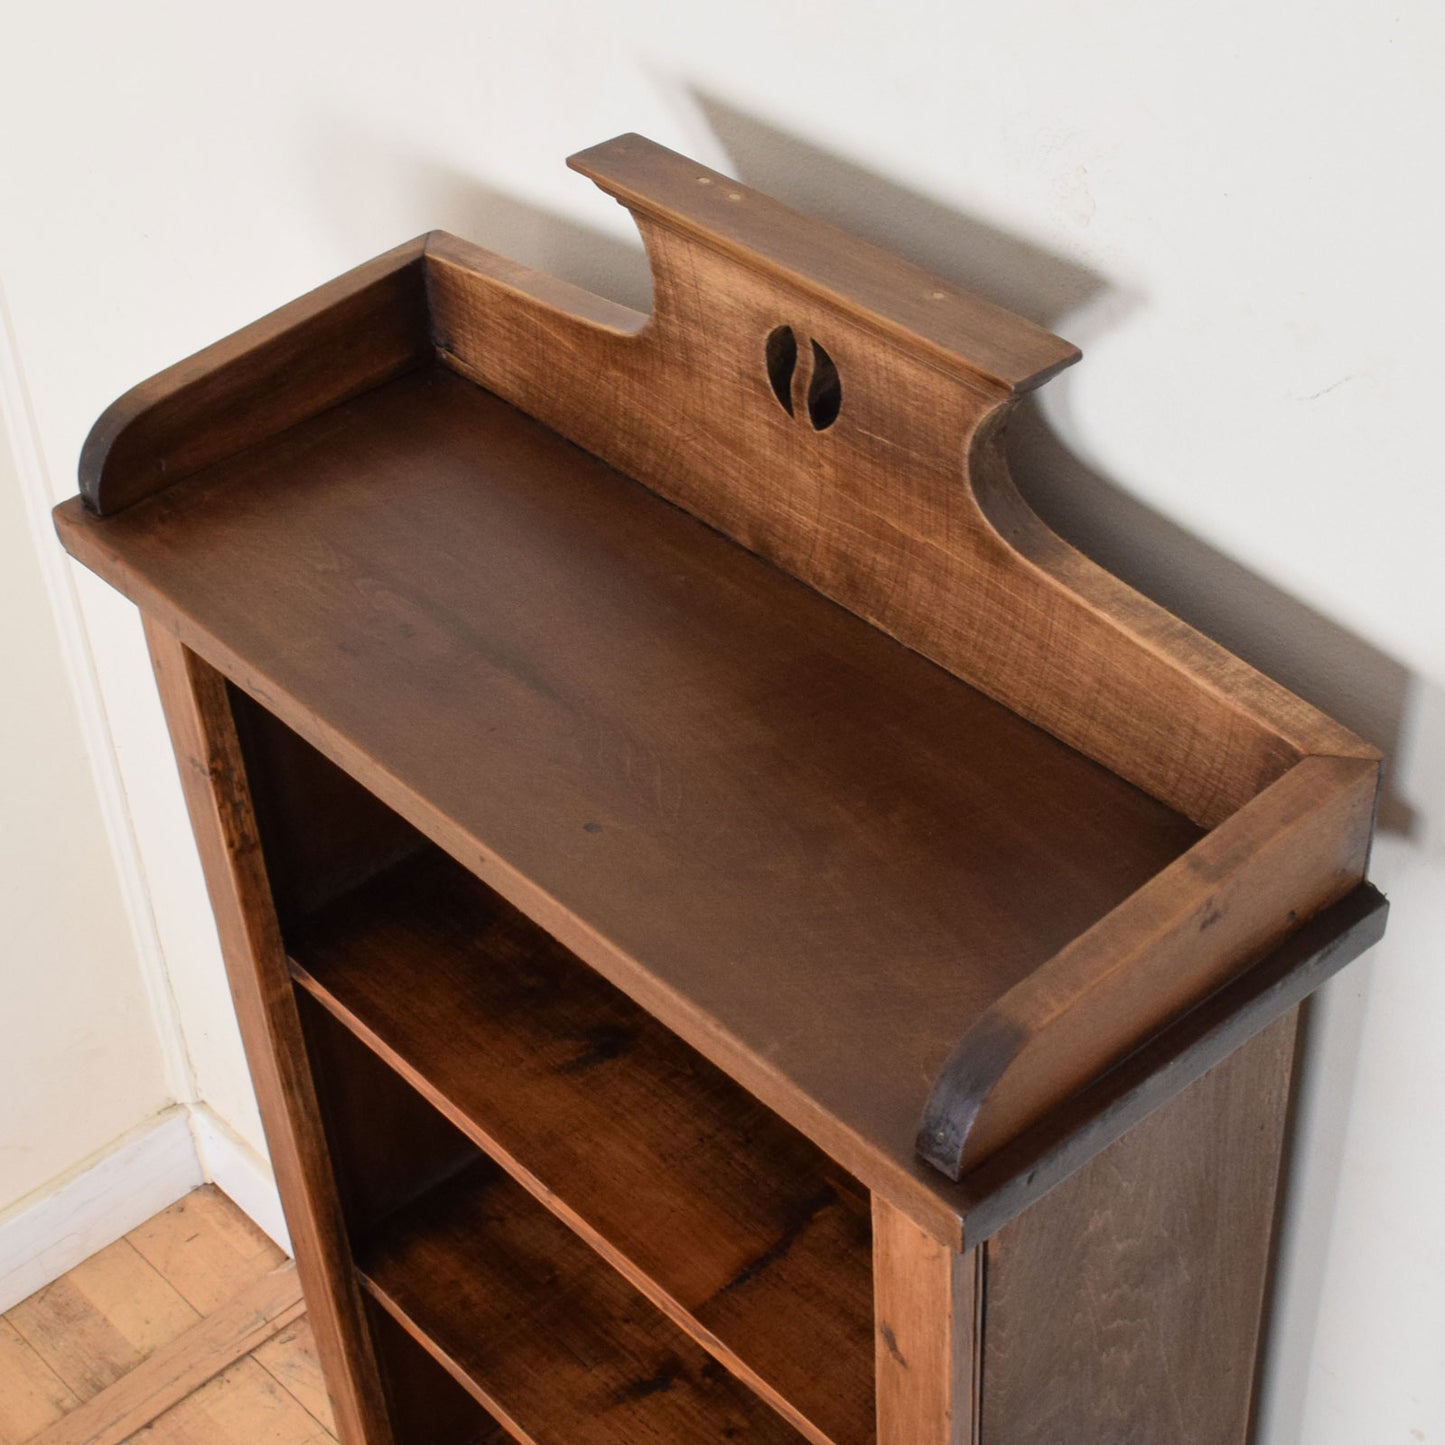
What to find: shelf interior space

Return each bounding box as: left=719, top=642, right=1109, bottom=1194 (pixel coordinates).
left=253, top=694, right=875, bottom=1445
left=298, top=994, right=821, bottom=1445
left=363, top=1157, right=818, bottom=1445
left=292, top=851, right=874, bottom=1444
left=365, top=1299, right=509, bottom=1444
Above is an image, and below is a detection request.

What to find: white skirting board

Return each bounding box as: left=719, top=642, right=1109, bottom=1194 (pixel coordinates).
left=188, top=1104, right=290, bottom=1256
left=0, top=1108, right=200, bottom=1313
left=0, top=1103, right=287, bottom=1313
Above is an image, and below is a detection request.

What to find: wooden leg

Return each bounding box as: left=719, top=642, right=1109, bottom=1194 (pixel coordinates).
left=872, top=1196, right=979, bottom=1445
left=143, top=617, right=394, bottom=1444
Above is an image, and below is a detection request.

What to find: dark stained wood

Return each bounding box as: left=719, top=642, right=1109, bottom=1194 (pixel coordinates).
left=920, top=752, right=1379, bottom=1178
left=953, top=883, right=1387, bottom=1244
left=57, top=368, right=1206, bottom=1237
left=424, top=139, right=1378, bottom=830
left=566, top=134, right=1081, bottom=395
left=363, top=1304, right=507, bottom=1444
left=288, top=846, right=873, bottom=1445
left=872, top=1200, right=979, bottom=1445
left=55, top=135, right=1389, bottom=1445
left=140, top=621, right=393, bottom=1444
left=56, top=135, right=1383, bottom=1201
left=80, top=239, right=432, bottom=516
left=290, top=849, right=872, bottom=1443
left=228, top=683, right=426, bottom=925
left=979, top=1011, right=1300, bottom=1445
left=71, top=135, right=1378, bottom=835
left=359, top=1159, right=809, bottom=1445
left=296, top=990, right=480, bottom=1246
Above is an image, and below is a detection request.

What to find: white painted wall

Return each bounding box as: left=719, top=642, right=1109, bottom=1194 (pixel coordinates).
left=0, top=306, right=284, bottom=1296
left=2, top=1, right=1440, bottom=1438
left=0, top=373, right=171, bottom=1211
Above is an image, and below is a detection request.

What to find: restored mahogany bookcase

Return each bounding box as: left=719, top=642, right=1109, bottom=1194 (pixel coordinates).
left=56, top=136, right=1387, bottom=1445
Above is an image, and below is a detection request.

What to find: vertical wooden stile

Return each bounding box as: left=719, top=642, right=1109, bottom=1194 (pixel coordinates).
left=872, top=1197, right=980, bottom=1445
left=142, top=617, right=394, bottom=1445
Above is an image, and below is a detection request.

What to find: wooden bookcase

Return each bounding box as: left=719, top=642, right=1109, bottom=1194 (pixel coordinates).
left=55, top=135, right=1386, bottom=1445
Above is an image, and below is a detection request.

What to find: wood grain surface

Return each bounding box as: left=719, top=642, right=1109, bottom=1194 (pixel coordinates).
left=360, top=1159, right=809, bottom=1444
left=295, top=994, right=481, bottom=1250
left=252, top=1319, right=335, bottom=1435
left=127, top=1356, right=334, bottom=1445
left=872, top=1200, right=978, bottom=1445
left=59, top=371, right=1204, bottom=1238
left=143, top=623, right=393, bottom=1443
left=565, top=134, right=1080, bottom=395
left=426, top=138, right=1377, bottom=831
left=73, top=136, right=1377, bottom=831
left=361, top=1305, right=504, bottom=1444
left=289, top=845, right=873, bottom=1445
left=950, top=883, right=1387, bottom=1243
left=81, top=239, right=430, bottom=517
left=57, top=134, right=1382, bottom=1198
left=0, top=1188, right=336, bottom=1445
left=128, top=1188, right=287, bottom=1315
left=32, top=1265, right=304, bottom=1445
left=979, top=1012, right=1300, bottom=1445
left=0, top=1320, right=78, bottom=1443
left=51, top=133, right=1389, bottom=1445
left=921, top=751, right=1378, bottom=1177
left=4, top=1238, right=198, bottom=1407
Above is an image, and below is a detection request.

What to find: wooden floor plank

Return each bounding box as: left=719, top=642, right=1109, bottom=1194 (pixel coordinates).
left=2, top=1189, right=336, bottom=1445
left=252, top=1318, right=335, bottom=1434
left=127, top=1187, right=285, bottom=1315
left=31, top=1263, right=303, bottom=1445
left=128, top=1356, right=336, bottom=1445
left=0, top=1318, right=81, bottom=1444
left=7, top=1240, right=198, bottom=1401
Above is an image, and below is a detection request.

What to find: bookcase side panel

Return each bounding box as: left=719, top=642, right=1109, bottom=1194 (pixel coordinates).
left=978, top=1011, right=1299, bottom=1445
left=142, top=616, right=395, bottom=1445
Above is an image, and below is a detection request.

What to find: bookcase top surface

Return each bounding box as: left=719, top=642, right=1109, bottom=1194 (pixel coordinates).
left=57, top=363, right=1203, bottom=1220
left=55, top=135, right=1381, bottom=1230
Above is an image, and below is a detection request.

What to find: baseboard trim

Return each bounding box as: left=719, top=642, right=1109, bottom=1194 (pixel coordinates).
left=189, top=1106, right=290, bottom=1255
left=0, top=1103, right=289, bottom=1313
left=0, top=1109, right=202, bottom=1313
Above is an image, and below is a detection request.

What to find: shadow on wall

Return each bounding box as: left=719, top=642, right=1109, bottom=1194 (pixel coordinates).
left=310, top=103, right=1414, bottom=835
left=308, top=97, right=1417, bottom=1445
left=306, top=125, right=654, bottom=315
left=690, top=91, right=1416, bottom=838
left=619, top=102, right=1421, bottom=1445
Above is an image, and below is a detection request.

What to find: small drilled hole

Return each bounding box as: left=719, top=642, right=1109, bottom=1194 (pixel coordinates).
left=765, top=326, right=797, bottom=415
left=807, top=340, right=842, bottom=430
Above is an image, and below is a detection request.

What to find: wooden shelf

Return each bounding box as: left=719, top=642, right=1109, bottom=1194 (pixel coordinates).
left=358, top=1157, right=810, bottom=1445
left=54, top=132, right=1387, bottom=1445
left=290, top=845, right=874, bottom=1445
left=56, top=360, right=1212, bottom=1234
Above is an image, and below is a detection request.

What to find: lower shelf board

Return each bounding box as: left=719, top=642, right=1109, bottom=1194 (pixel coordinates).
left=291, top=847, right=874, bottom=1445
left=357, top=1158, right=813, bottom=1445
